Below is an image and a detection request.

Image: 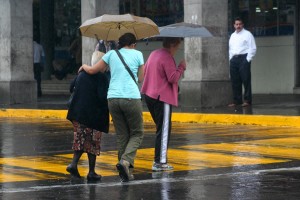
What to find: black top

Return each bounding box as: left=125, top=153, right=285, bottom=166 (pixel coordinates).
left=66, top=71, right=109, bottom=132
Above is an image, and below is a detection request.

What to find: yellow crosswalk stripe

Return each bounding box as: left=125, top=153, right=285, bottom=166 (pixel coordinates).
left=0, top=142, right=291, bottom=183
left=182, top=140, right=300, bottom=160
left=0, top=164, right=63, bottom=182
left=240, top=137, right=300, bottom=148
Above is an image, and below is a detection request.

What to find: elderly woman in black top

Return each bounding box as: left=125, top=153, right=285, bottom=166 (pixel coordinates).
left=66, top=52, right=109, bottom=182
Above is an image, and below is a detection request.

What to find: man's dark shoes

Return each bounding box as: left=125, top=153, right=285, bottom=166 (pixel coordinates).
left=116, top=159, right=130, bottom=182
left=87, top=172, right=102, bottom=182
left=242, top=102, right=251, bottom=107
left=66, top=164, right=81, bottom=178
left=228, top=103, right=236, bottom=107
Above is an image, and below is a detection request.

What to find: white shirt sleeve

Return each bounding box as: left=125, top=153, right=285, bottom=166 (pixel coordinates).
left=229, top=35, right=234, bottom=60
left=246, top=33, right=256, bottom=62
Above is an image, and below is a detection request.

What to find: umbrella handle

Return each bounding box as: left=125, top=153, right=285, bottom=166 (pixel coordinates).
left=95, top=34, right=99, bottom=41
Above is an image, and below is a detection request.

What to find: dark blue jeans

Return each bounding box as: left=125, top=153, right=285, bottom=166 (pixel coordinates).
left=34, top=63, right=42, bottom=96
left=230, top=55, right=252, bottom=105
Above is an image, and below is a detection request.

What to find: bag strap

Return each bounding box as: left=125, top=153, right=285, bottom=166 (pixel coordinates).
left=115, top=50, right=138, bottom=86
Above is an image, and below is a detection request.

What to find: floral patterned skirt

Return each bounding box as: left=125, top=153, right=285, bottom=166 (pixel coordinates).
left=72, top=121, right=102, bottom=156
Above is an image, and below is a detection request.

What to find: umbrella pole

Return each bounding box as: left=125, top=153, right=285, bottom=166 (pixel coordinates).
left=95, top=34, right=100, bottom=42
left=94, top=34, right=101, bottom=51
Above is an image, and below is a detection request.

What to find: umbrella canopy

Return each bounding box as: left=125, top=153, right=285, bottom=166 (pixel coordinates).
left=80, top=14, right=159, bottom=41
left=155, top=22, right=213, bottom=38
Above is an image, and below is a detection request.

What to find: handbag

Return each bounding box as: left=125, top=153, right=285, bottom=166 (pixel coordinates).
left=67, top=92, right=74, bottom=108
left=115, top=50, right=138, bottom=86
left=67, top=76, right=77, bottom=108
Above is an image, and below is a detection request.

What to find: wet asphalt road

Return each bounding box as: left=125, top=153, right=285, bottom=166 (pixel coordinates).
left=0, top=118, right=300, bottom=200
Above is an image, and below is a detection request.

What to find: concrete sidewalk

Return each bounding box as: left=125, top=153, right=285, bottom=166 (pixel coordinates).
left=0, top=94, right=300, bottom=127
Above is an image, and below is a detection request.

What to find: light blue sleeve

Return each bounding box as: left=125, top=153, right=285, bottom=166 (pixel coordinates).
left=102, top=50, right=113, bottom=64
left=137, top=50, right=144, bottom=66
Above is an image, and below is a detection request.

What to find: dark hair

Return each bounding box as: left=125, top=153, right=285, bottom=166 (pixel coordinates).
left=118, top=33, right=136, bottom=49
left=162, top=37, right=181, bottom=48
left=33, top=34, right=40, bottom=43
left=234, top=17, right=243, bottom=24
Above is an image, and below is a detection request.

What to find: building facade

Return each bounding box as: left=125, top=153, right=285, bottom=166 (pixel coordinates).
left=0, top=0, right=299, bottom=109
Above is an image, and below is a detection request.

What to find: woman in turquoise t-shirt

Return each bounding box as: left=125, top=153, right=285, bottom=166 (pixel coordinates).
left=79, top=33, right=144, bottom=182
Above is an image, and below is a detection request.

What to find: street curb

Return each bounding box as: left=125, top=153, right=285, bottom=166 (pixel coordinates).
left=1, top=109, right=300, bottom=127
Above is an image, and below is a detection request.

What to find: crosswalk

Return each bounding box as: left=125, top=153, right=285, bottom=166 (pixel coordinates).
left=1, top=136, right=299, bottom=183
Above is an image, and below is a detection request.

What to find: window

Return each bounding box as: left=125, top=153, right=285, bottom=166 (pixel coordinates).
left=229, top=0, right=296, bottom=37
left=119, top=0, right=184, bottom=26
left=53, top=0, right=81, bottom=64
left=54, top=0, right=81, bottom=48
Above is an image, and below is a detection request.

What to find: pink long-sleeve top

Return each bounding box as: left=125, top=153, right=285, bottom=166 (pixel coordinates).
left=141, top=48, right=185, bottom=106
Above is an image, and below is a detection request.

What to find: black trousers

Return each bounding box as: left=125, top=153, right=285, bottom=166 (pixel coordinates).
left=230, top=54, right=252, bottom=104
left=144, top=95, right=172, bottom=164
left=34, top=63, right=42, bottom=96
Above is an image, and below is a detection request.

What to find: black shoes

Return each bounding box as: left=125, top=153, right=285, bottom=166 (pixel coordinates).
left=66, top=165, right=102, bottom=182
left=242, top=102, right=251, bottom=107
left=116, top=159, right=130, bottom=182
left=87, top=172, right=102, bottom=182
left=66, top=164, right=81, bottom=178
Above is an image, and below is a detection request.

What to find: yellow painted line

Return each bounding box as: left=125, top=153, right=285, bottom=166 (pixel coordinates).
left=240, top=137, right=300, bottom=148
left=0, top=173, right=40, bottom=183
left=166, top=149, right=287, bottom=168
left=212, top=128, right=299, bottom=137
left=0, top=157, right=70, bottom=174
left=0, top=145, right=289, bottom=183
left=171, top=113, right=300, bottom=127
left=0, top=166, right=61, bottom=182
left=1, top=109, right=300, bottom=127
left=183, top=143, right=300, bottom=160
left=0, top=109, right=68, bottom=119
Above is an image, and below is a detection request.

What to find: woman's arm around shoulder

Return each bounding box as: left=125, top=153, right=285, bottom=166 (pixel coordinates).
left=78, top=59, right=108, bottom=74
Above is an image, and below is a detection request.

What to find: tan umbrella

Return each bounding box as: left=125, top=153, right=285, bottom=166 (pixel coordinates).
left=79, top=14, right=159, bottom=41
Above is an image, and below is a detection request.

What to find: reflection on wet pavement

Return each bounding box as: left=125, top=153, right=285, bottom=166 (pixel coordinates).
left=0, top=118, right=300, bottom=199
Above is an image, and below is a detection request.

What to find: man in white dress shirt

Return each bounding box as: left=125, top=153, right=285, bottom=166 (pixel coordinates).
left=228, top=17, right=257, bottom=107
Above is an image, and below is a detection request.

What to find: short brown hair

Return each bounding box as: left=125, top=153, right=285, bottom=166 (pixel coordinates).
left=118, top=33, right=137, bottom=49
left=162, top=37, right=181, bottom=48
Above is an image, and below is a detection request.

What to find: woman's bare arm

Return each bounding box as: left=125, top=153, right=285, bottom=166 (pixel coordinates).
left=78, top=59, right=108, bottom=74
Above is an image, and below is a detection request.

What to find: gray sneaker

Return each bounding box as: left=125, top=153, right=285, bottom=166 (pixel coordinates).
left=152, top=162, right=174, bottom=171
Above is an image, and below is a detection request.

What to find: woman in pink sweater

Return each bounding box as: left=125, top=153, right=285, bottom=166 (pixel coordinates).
left=141, top=37, right=186, bottom=171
